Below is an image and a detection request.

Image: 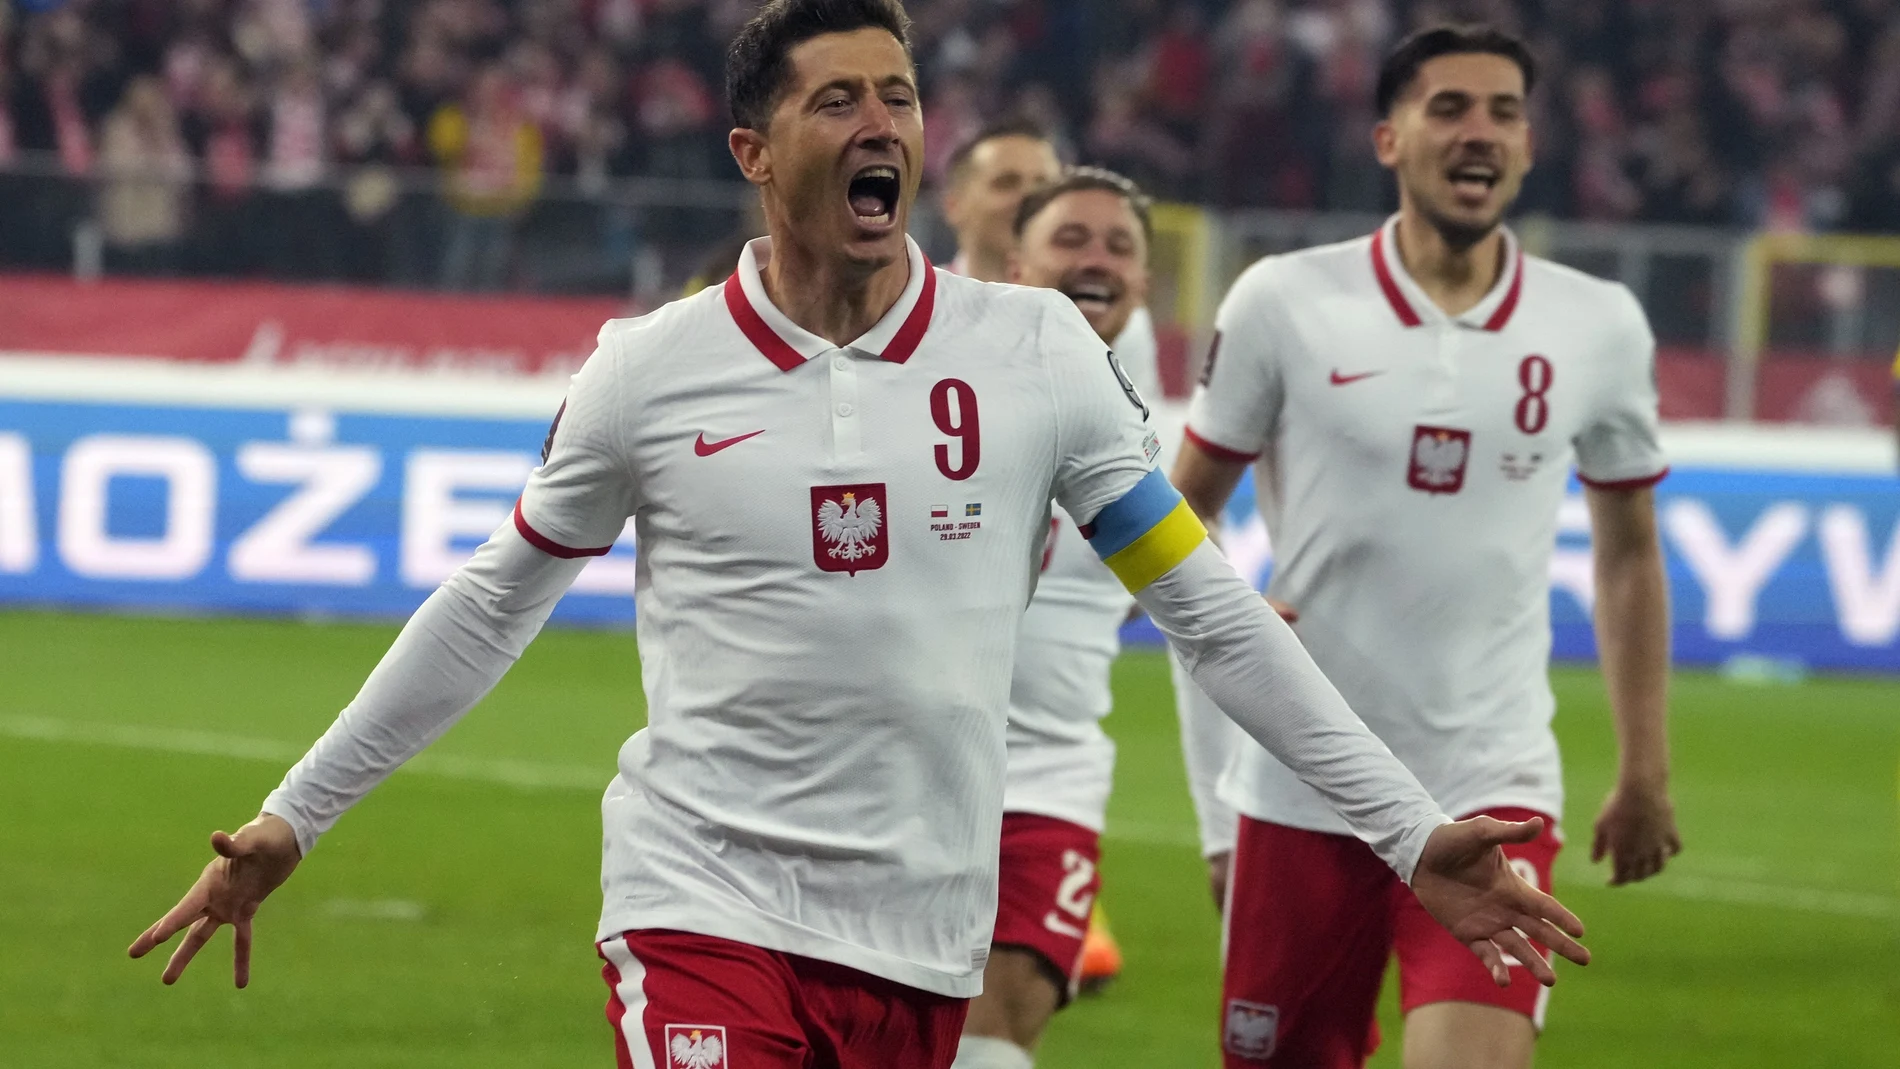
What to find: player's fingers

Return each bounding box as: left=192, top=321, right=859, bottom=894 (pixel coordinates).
left=1666, top=829, right=1684, bottom=856
left=161, top=917, right=219, bottom=985
left=129, top=887, right=209, bottom=957
left=1517, top=882, right=1585, bottom=940
left=1466, top=938, right=1510, bottom=987
left=1480, top=815, right=1543, bottom=846
left=1494, top=928, right=1556, bottom=987
left=233, top=918, right=253, bottom=989
left=1589, top=822, right=1609, bottom=864
left=1513, top=913, right=1590, bottom=968
left=211, top=830, right=246, bottom=858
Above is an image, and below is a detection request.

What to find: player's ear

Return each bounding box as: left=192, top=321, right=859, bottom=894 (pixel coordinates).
left=1372, top=117, right=1399, bottom=168
left=729, top=126, right=771, bottom=186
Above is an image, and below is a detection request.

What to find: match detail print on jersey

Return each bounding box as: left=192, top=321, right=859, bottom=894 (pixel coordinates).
left=811, top=483, right=887, bottom=574
left=1407, top=425, right=1471, bottom=495
left=1078, top=467, right=1206, bottom=591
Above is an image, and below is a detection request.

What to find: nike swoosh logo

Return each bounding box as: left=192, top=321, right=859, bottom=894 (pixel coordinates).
left=693, top=430, right=765, bottom=456
left=1329, top=369, right=1385, bottom=386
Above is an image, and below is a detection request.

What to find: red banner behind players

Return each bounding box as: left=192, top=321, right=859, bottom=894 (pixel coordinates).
left=0, top=273, right=630, bottom=377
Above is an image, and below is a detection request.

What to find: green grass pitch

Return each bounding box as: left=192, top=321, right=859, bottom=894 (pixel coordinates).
left=0, top=608, right=1895, bottom=1067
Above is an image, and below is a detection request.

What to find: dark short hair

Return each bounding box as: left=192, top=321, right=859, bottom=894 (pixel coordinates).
left=945, top=117, right=1051, bottom=186
left=1374, top=24, right=1536, bottom=116
left=1013, top=166, right=1154, bottom=247
left=725, top=0, right=913, bottom=130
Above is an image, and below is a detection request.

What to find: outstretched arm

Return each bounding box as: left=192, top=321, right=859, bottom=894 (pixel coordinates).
left=1082, top=471, right=1589, bottom=985
left=128, top=523, right=593, bottom=985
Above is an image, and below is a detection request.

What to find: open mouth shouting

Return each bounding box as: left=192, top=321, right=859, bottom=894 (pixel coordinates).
left=847, top=163, right=901, bottom=233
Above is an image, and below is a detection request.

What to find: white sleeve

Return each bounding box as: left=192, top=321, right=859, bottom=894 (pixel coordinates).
left=1111, top=305, right=1162, bottom=401
left=1136, top=541, right=1450, bottom=881
left=1573, top=286, right=1668, bottom=488
left=1169, top=650, right=1242, bottom=857
left=261, top=339, right=638, bottom=856
left=1044, top=293, right=1162, bottom=522
left=261, top=525, right=590, bottom=855
left=1184, top=261, right=1286, bottom=462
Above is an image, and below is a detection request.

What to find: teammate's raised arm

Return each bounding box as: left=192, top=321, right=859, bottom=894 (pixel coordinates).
left=130, top=338, right=638, bottom=985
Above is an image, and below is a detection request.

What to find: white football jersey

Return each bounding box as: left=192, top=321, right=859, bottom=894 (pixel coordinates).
left=1003, top=306, right=1159, bottom=831
left=1182, top=218, right=1666, bottom=837
left=519, top=237, right=1160, bottom=997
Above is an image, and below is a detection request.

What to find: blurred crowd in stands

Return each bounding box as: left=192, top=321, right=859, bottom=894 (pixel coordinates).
left=5, top=0, right=1900, bottom=290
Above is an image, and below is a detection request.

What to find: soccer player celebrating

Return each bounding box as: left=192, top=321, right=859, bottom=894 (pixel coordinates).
left=945, top=167, right=1158, bottom=1069
left=1173, top=25, right=1680, bottom=1069
left=130, top=6, right=1590, bottom=1067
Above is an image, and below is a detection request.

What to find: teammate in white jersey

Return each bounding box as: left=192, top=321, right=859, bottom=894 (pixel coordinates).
left=130, top=7, right=1590, bottom=1067
left=1172, top=25, right=1679, bottom=1069
left=945, top=168, right=1159, bottom=1069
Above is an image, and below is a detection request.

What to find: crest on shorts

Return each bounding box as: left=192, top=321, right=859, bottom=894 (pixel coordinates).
left=1223, top=999, right=1279, bottom=1061
left=665, top=1024, right=727, bottom=1069
left=811, top=483, right=888, bottom=574
left=1407, top=425, right=1471, bottom=495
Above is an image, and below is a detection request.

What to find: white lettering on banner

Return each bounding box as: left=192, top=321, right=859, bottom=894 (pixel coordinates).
left=0, top=433, right=37, bottom=574
left=1817, top=506, right=1900, bottom=647
left=58, top=435, right=217, bottom=580
left=1663, top=500, right=1809, bottom=640
left=230, top=443, right=382, bottom=585
left=1549, top=493, right=1594, bottom=614
left=571, top=518, right=639, bottom=595
left=401, top=450, right=534, bottom=587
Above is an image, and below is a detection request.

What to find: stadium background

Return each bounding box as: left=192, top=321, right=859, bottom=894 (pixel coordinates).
left=0, top=1, right=1895, bottom=1066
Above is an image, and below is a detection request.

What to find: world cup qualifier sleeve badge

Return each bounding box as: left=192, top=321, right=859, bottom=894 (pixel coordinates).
left=811, top=483, right=889, bottom=575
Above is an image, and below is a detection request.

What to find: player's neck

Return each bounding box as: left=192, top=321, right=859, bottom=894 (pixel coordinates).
left=760, top=236, right=911, bottom=347
left=958, top=242, right=1010, bottom=284
left=1393, top=211, right=1506, bottom=319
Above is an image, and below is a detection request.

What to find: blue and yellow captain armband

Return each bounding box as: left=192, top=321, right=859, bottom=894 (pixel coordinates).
left=1081, top=468, right=1208, bottom=592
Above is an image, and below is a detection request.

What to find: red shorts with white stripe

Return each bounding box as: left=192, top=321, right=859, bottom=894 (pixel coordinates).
left=597, top=930, right=967, bottom=1069
left=1219, top=808, right=1561, bottom=1067
left=989, top=812, right=1102, bottom=1003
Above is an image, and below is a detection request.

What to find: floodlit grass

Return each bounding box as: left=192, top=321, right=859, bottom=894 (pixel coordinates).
left=0, top=609, right=1894, bottom=1067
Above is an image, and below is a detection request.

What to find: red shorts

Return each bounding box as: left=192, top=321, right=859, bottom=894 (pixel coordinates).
left=990, top=812, right=1102, bottom=1000
left=597, top=929, right=968, bottom=1069
left=1220, top=808, right=1560, bottom=1067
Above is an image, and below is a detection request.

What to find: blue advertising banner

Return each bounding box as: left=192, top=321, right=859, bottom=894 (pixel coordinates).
left=1, top=395, right=1895, bottom=670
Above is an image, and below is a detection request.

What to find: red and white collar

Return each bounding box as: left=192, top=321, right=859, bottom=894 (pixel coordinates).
left=724, top=235, right=938, bottom=371
left=1369, top=214, right=1523, bottom=332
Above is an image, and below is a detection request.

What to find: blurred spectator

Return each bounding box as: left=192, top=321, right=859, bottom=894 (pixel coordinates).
left=97, top=74, right=192, bottom=274
left=429, top=63, right=543, bottom=291
left=17, top=0, right=1900, bottom=293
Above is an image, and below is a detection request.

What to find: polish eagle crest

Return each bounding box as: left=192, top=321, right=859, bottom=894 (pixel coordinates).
left=668, top=1027, right=725, bottom=1069
left=816, top=490, right=883, bottom=562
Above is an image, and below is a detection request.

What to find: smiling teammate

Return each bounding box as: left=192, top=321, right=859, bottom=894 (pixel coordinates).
left=131, top=7, right=1592, bottom=1068
left=1174, top=25, right=1678, bottom=1069
left=948, top=167, right=1158, bottom=1069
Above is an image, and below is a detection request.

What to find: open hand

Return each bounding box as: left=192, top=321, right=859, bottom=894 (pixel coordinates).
left=1412, top=815, right=1589, bottom=987
left=1592, top=782, right=1681, bottom=886
left=128, top=813, right=302, bottom=987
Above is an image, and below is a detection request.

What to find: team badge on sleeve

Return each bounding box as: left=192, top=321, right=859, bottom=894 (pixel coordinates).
left=664, top=1024, right=727, bottom=1069
left=1223, top=999, right=1278, bottom=1060
left=812, top=483, right=888, bottom=575
left=1407, top=425, right=1471, bottom=495
left=1105, top=349, right=1149, bottom=419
